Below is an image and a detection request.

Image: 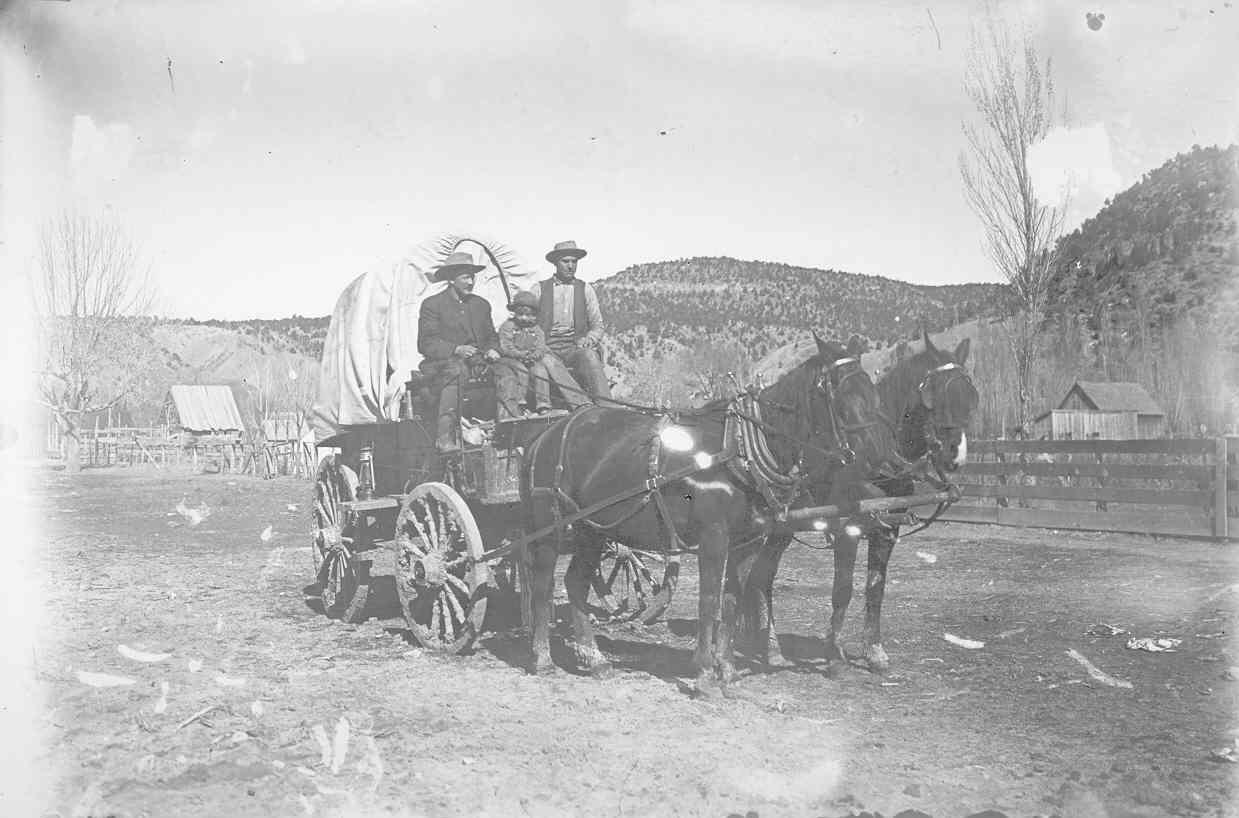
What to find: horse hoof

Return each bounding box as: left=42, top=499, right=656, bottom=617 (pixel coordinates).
left=718, top=662, right=738, bottom=686
left=529, top=656, right=558, bottom=676
left=693, top=674, right=723, bottom=699
left=765, top=649, right=794, bottom=669
left=825, top=657, right=849, bottom=679
left=589, top=661, right=616, bottom=680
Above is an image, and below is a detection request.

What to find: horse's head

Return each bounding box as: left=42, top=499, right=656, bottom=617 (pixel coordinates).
left=807, top=332, right=904, bottom=479
left=881, top=329, right=978, bottom=473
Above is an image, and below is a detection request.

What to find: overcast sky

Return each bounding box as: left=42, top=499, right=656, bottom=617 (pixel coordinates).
left=2, top=0, right=1236, bottom=319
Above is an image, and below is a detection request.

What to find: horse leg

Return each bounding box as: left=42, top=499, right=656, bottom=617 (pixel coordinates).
left=693, top=524, right=729, bottom=697
left=756, top=536, right=792, bottom=667
left=825, top=530, right=858, bottom=678
left=527, top=541, right=559, bottom=675
left=735, top=539, right=790, bottom=668
left=861, top=528, right=897, bottom=674
left=716, top=558, right=741, bottom=687
left=564, top=539, right=614, bottom=678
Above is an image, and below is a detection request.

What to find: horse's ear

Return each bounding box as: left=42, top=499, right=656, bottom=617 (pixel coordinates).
left=894, top=340, right=910, bottom=360
left=922, top=327, right=938, bottom=354
left=846, top=334, right=866, bottom=358
left=812, top=329, right=829, bottom=358
left=953, top=337, right=971, bottom=365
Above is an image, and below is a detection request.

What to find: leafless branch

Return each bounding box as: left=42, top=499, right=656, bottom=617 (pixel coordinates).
left=32, top=212, right=157, bottom=470
left=958, top=11, right=1067, bottom=432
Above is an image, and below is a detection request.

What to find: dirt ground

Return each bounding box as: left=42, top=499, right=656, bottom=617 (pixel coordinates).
left=30, top=468, right=1239, bottom=818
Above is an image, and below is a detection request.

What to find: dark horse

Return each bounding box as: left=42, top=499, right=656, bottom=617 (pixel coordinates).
left=520, top=335, right=904, bottom=695
left=737, top=330, right=978, bottom=675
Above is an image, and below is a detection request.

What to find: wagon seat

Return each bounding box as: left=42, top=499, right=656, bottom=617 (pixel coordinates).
left=403, top=363, right=498, bottom=423
left=403, top=362, right=578, bottom=424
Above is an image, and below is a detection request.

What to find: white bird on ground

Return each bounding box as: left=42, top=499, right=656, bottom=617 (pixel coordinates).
left=175, top=498, right=211, bottom=527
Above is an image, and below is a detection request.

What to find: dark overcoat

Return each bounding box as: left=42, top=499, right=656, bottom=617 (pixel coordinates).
left=417, top=288, right=499, bottom=362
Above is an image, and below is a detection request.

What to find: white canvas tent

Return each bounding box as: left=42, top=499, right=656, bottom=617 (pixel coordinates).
left=310, top=235, right=543, bottom=444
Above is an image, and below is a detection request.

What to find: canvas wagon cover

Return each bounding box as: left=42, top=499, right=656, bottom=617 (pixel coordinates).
left=309, top=235, right=541, bottom=444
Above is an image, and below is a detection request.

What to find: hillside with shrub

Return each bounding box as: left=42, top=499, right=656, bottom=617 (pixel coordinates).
left=595, top=258, right=1012, bottom=363
left=1040, top=144, right=1238, bottom=434
left=1048, top=144, right=1237, bottom=341
left=180, top=315, right=332, bottom=362
left=753, top=144, right=1238, bottom=437
left=111, top=144, right=1235, bottom=437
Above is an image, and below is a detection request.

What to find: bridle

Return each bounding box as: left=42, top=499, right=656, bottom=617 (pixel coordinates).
left=748, top=354, right=889, bottom=473
left=813, top=356, right=888, bottom=467
left=911, top=361, right=975, bottom=461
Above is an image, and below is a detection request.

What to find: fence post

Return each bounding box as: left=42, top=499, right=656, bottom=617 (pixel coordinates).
left=995, top=448, right=1008, bottom=508
left=1095, top=445, right=1108, bottom=513
left=1215, top=437, right=1229, bottom=540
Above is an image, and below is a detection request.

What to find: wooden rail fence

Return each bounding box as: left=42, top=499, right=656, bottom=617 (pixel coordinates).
left=927, top=437, right=1236, bottom=540
left=78, top=431, right=316, bottom=478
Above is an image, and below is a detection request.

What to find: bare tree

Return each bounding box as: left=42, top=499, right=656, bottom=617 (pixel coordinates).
left=685, top=339, right=753, bottom=404
left=959, top=13, right=1067, bottom=435
left=254, top=354, right=318, bottom=432
left=33, top=213, right=156, bottom=472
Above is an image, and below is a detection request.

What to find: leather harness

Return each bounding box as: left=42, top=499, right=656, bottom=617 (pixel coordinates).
left=524, top=358, right=868, bottom=552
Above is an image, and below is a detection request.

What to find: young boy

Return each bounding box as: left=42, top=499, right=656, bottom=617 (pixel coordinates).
left=496, top=290, right=591, bottom=417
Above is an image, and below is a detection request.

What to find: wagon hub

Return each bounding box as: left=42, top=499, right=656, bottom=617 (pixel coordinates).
left=412, top=550, right=448, bottom=589
left=318, top=525, right=342, bottom=550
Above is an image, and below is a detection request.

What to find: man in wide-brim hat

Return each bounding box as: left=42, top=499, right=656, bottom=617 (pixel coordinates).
left=524, top=240, right=611, bottom=400
left=417, top=251, right=500, bottom=450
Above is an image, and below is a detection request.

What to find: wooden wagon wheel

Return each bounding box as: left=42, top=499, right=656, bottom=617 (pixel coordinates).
left=593, top=543, right=676, bottom=624
left=394, top=482, right=489, bottom=653
left=312, top=456, right=370, bottom=622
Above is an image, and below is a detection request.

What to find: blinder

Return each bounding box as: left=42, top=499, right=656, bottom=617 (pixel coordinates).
left=912, top=361, right=977, bottom=461
left=814, top=355, right=882, bottom=466
left=917, top=362, right=974, bottom=419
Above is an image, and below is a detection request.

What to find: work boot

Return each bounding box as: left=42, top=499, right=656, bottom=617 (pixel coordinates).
left=435, top=415, right=459, bottom=452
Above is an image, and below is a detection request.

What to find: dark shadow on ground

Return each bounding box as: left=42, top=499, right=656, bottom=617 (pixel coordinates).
left=777, top=633, right=830, bottom=662
left=299, top=574, right=402, bottom=622
left=592, top=633, right=697, bottom=679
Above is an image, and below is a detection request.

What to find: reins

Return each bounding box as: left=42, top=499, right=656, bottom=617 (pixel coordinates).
left=519, top=352, right=890, bottom=554
left=871, top=358, right=977, bottom=535
left=507, top=354, right=871, bottom=471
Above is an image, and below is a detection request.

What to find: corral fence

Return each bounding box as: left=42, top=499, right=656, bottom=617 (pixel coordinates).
left=932, top=437, right=1237, bottom=540
left=73, top=426, right=317, bottom=478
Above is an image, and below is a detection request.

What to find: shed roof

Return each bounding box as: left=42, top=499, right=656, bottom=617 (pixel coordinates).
left=167, top=385, right=245, bottom=432
left=1062, top=381, right=1164, bottom=415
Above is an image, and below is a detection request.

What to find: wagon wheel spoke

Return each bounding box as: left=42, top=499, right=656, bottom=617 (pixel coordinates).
left=422, top=502, right=441, bottom=553
left=591, top=544, right=645, bottom=621
left=394, top=482, right=488, bottom=654
left=314, top=498, right=335, bottom=530
left=310, top=457, right=368, bottom=622
left=630, top=551, right=657, bottom=592
left=593, top=542, right=677, bottom=625
left=443, top=583, right=468, bottom=631
left=630, top=560, right=648, bottom=598
left=443, top=571, right=471, bottom=596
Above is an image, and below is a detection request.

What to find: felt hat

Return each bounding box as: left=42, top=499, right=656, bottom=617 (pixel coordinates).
left=545, top=240, right=587, bottom=263
left=434, top=251, right=485, bottom=281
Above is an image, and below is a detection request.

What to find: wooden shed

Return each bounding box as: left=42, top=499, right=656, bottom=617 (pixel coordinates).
left=1033, top=380, right=1166, bottom=440
left=164, top=385, right=246, bottom=441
